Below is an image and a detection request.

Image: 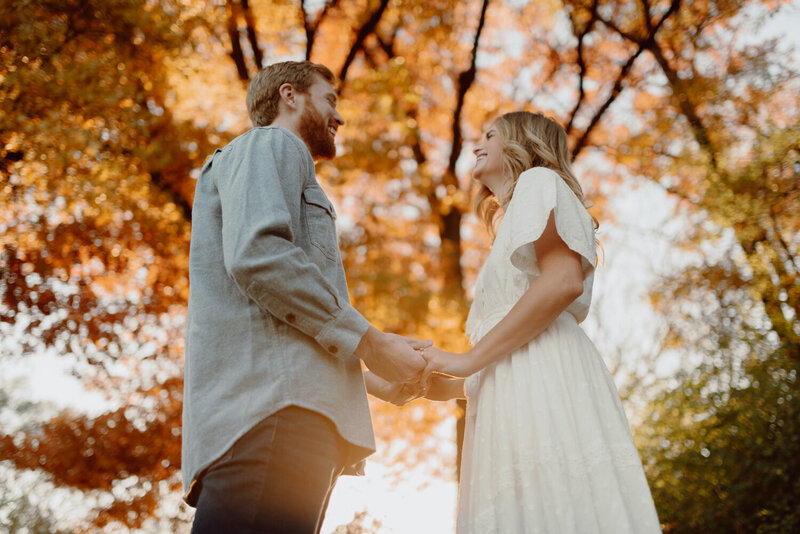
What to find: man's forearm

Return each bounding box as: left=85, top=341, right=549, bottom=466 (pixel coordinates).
left=226, top=231, right=369, bottom=359
left=216, top=127, right=368, bottom=359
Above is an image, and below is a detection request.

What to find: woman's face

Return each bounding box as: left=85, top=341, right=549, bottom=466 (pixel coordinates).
left=472, top=121, right=505, bottom=194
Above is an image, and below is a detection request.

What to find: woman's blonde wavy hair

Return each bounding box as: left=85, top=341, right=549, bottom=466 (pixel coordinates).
left=474, top=111, right=599, bottom=237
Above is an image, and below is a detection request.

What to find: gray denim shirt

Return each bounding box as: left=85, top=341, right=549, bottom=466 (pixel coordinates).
left=182, top=126, right=374, bottom=504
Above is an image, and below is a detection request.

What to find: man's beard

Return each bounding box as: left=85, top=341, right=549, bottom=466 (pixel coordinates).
left=298, top=101, right=335, bottom=160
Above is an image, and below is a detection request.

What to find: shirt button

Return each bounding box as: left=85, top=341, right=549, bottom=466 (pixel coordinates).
left=328, top=345, right=338, bottom=354
left=286, top=313, right=296, bottom=323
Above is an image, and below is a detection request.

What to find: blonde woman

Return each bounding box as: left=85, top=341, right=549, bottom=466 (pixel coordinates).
left=421, top=111, right=662, bottom=533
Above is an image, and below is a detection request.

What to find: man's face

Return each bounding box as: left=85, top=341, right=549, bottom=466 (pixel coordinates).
left=297, top=75, right=344, bottom=160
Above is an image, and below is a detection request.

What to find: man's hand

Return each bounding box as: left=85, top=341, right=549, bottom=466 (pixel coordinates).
left=364, top=371, right=428, bottom=406
left=354, top=326, right=428, bottom=383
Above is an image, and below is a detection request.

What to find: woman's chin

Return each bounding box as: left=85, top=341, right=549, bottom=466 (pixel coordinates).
left=473, top=169, right=500, bottom=190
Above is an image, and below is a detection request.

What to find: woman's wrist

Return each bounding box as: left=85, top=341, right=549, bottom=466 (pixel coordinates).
left=463, top=347, right=484, bottom=376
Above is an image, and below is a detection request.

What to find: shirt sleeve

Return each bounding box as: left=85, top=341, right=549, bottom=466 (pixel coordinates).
left=213, top=128, right=369, bottom=359
left=504, top=167, right=596, bottom=278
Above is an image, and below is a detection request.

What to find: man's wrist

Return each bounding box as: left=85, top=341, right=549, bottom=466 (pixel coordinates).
left=354, top=325, right=381, bottom=362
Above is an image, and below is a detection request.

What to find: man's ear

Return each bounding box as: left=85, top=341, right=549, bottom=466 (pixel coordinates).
left=278, top=83, right=298, bottom=111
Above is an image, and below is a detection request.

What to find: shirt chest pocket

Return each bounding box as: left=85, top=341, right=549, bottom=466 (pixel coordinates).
left=302, top=187, right=339, bottom=261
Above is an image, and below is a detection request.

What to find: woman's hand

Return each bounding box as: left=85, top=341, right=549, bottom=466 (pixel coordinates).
left=421, top=347, right=478, bottom=380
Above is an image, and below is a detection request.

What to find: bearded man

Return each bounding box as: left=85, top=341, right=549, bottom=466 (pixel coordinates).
left=182, top=61, right=428, bottom=533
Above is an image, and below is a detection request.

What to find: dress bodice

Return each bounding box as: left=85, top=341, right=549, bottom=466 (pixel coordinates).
left=465, top=167, right=597, bottom=346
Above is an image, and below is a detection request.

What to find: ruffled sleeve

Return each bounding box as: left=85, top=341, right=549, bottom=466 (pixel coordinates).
left=504, top=167, right=596, bottom=278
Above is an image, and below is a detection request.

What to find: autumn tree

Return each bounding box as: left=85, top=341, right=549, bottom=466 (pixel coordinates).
left=2, top=0, right=797, bottom=530
left=1, top=0, right=218, bottom=528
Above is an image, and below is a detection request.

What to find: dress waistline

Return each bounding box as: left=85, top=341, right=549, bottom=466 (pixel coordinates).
left=466, top=305, right=516, bottom=345
left=467, top=305, right=579, bottom=345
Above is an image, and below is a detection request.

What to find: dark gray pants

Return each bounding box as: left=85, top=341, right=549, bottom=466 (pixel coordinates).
left=191, top=406, right=347, bottom=534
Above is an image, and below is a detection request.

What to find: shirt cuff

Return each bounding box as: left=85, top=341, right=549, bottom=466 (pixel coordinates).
left=316, top=305, right=370, bottom=360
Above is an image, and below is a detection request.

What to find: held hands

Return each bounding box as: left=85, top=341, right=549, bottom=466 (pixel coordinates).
left=355, top=326, right=429, bottom=384
left=366, top=346, right=474, bottom=405
left=360, top=332, right=430, bottom=406
left=356, top=326, right=474, bottom=405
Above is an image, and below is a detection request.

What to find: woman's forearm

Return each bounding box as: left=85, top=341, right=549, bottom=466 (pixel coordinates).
left=425, top=376, right=466, bottom=401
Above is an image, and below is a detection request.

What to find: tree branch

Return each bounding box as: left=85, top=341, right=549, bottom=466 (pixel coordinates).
left=226, top=0, right=249, bottom=81
left=241, top=0, right=263, bottom=69
left=338, top=0, right=390, bottom=88
left=577, top=0, right=682, bottom=157
left=571, top=45, right=646, bottom=158
left=447, top=0, right=491, bottom=181
left=374, top=25, right=399, bottom=59
left=149, top=171, right=193, bottom=221
left=565, top=0, right=599, bottom=136
left=648, top=43, right=719, bottom=172
left=639, top=0, right=654, bottom=34
left=358, top=23, right=429, bottom=171
left=302, top=0, right=340, bottom=60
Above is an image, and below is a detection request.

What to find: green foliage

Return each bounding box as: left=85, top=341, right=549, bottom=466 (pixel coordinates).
left=641, top=123, right=800, bottom=532
left=606, top=2, right=800, bottom=527
left=639, top=340, right=800, bottom=533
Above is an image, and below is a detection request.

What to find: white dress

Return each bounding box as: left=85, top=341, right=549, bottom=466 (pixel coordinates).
left=458, top=167, right=661, bottom=533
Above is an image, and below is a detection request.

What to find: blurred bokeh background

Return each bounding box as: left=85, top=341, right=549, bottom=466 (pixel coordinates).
left=1, top=0, right=798, bottom=532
